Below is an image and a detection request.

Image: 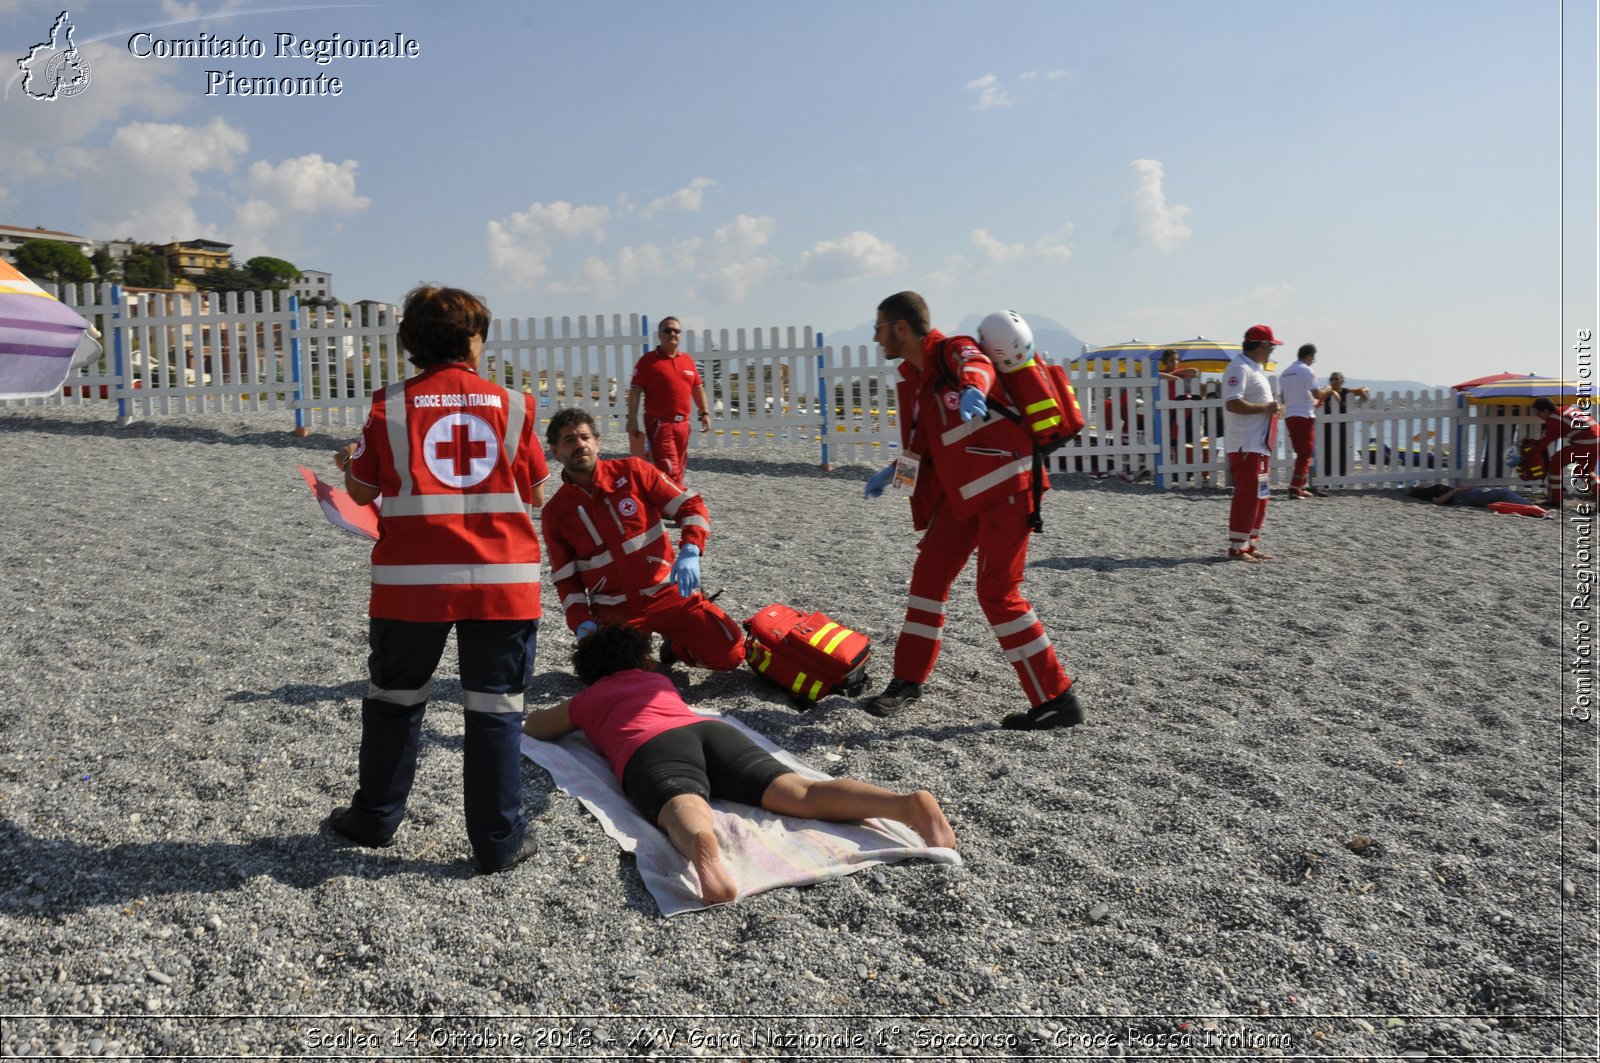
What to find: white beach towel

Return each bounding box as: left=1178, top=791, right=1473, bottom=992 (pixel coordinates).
left=519, top=710, right=961, bottom=916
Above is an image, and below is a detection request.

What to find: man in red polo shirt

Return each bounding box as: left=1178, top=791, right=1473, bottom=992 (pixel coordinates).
left=628, top=316, right=712, bottom=482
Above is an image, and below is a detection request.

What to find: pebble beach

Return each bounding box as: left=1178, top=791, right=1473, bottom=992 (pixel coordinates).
left=0, top=406, right=1593, bottom=1060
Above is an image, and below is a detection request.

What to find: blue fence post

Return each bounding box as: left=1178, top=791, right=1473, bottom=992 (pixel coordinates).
left=289, top=293, right=305, bottom=434
left=817, top=331, right=829, bottom=470
left=1453, top=391, right=1466, bottom=484
left=110, top=283, right=126, bottom=423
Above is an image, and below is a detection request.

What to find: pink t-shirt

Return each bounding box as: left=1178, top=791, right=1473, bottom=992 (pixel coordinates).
left=567, top=669, right=699, bottom=780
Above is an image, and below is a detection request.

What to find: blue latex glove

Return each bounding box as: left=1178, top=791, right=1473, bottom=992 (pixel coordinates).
left=864, top=463, right=895, bottom=499
left=575, top=620, right=598, bottom=641
left=671, top=543, right=701, bottom=597
left=958, top=385, right=988, bottom=422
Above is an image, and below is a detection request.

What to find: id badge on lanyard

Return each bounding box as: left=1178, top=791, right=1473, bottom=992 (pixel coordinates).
left=892, top=452, right=921, bottom=494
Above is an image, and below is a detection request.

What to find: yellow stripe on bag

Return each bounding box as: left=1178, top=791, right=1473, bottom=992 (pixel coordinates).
left=823, top=627, right=854, bottom=654
left=807, top=622, right=839, bottom=647
left=807, top=679, right=823, bottom=699
left=756, top=646, right=771, bottom=673
left=1030, top=414, right=1063, bottom=432
left=1025, top=397, right=1059, bottom=415
left=790, top=671, right=810, bottom=694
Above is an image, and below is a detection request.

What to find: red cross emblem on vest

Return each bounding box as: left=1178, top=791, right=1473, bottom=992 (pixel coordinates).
left=423, top=412, right=498, bottom=488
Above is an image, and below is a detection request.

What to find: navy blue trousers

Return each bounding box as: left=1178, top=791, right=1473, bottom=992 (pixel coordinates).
left=350, top=617, right=537, bottom=869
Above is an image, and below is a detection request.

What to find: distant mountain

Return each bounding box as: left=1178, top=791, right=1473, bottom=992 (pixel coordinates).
left=1342, top=378, right=1449, bottom=393
left=821, top=311, right=1088, bottom=360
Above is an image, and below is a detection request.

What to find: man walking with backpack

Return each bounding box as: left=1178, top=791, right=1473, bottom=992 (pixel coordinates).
left=859, top=291, right=1084, bottom=731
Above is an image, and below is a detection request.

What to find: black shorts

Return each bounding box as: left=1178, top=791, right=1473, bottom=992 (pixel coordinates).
left=621, top=720, right=791, bottom=824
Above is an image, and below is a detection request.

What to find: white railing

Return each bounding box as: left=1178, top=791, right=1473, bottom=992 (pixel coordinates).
left=11, top=286, right=1538, bottom=489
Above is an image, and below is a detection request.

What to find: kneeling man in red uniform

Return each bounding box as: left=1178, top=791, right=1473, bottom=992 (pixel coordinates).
left=542, top=407, right=745, bottom=671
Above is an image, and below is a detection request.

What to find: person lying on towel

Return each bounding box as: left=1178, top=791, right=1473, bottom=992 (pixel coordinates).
left=1408, top=483, right=1549, bottom=518
left=522, top=623, right=958, bottom=903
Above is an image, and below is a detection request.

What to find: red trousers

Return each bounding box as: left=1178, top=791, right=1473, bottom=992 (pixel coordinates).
left=646, top=418, right=692, bottom=483
left=892, top=497, right=1070, bottom=707
left=1286, top=416, right=1315, bottom=489
left=596, top=588, right=745, bottom=671
left=1227, top=451, right=1269, bottom=551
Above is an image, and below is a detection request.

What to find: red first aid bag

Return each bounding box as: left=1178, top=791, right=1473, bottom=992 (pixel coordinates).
left=745, top=604, right=871, bottom=702
left=998, top=354, right=1086, bottom=452
left=1517, top=438, right=1545, bottom=482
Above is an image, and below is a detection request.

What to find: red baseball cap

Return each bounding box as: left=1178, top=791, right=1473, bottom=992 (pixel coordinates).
left=1243, top=324, right=1283, bottom=346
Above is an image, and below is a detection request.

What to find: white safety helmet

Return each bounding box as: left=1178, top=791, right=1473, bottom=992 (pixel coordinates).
left=978, top=310, right=1034, bottom=372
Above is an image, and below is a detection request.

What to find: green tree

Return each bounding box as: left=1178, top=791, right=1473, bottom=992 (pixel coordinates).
left=89, top=247, right=120, bottom=283
left=120, top=244, right=170, bottom=288
left=195, top=266, right=256, bottom=293
left=244, top=256, right=298, bottom=290
left=13, top=239, right=93, bottom=287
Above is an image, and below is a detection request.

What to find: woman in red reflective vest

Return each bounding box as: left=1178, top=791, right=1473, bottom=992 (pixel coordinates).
left=327, top=285, right=549, bottom=874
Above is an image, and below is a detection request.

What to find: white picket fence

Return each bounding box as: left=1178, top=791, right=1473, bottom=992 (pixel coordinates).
left=13, top=283, right=1539, bottom=489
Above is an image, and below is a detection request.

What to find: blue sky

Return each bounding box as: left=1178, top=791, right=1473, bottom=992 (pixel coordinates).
left=1, top=0, right=1593, bottom=386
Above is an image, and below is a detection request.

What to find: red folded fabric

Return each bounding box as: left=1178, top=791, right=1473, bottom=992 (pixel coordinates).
left=1487, top=501, right=1549, bottom=519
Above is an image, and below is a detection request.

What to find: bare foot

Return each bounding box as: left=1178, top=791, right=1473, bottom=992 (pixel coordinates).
left=1226, top=550, right=1261, bottom=564
left=903, top=791, right=958, bottom=849
left=691, top=830, right=738, bottom=904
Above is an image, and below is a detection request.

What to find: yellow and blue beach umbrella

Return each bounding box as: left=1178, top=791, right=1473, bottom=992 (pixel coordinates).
left=1070, top=339, right=1165, bottom=375
left=1161, top=335, right=1258, bottom=373
left=1464, top=376, right=1588, bottom=406
left=0, top=260, right=101, bottom=399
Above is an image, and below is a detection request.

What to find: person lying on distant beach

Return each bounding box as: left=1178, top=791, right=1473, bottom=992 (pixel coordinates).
left=1408, top=483, right=1549, bottom=517
left=522, top=623, right=958, bottom=903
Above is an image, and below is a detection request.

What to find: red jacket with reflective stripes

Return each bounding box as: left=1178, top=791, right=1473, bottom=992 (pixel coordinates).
left=895, top=330, right=1042, bottom=530
left=540, top=457, right=710, bottom=632
left=1539, top=406, right=1600, bottom=450
left=347, top=362, right=547, bottom=622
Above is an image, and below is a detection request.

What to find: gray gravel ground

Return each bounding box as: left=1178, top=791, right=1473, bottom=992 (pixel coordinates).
left=0, top=407, right=1594, bottom=1060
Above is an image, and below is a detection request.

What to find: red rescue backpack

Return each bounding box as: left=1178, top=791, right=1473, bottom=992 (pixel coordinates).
left=745, top=604, right=871, bottom=702
left=1517, top=438, right=1545, bottom=482
left=996, top=352, right=1087, bottom=453
left=938, top=336, right=1086, bottom=532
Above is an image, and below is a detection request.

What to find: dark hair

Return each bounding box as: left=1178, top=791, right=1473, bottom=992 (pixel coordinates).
left=877, top=291, right=931, bottom=335
left=397, top=285, right=490, bottom=368
left=1159, top=349, right=1178, bottom=366
left=571, top=623, right=654, bottom=685
left=658, top=316, right=681, bottom=335
left=1532, top=398, right=1557, bottom=414
left=546, top=407, right=598, bottom=448
left=1298, top=344, right=1317, bottom=360
left=1409, top=484, right=1452, bottom=501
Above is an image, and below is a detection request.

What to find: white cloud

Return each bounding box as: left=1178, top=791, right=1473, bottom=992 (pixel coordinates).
left=699, top=257, right=778, bottom=303
left=1047, top=69, right=1070, bottom=81
left=244, top=155, right=370, bottom=215
left=3, top=39, right=188, bottom=182
left=793, top=231, right=905, bottom=283
left=642, top=176, right=715, bottom=217
left=965, top=73, right=1015, bottom=110
left=1034, top=223, right=1075, bottom=261
left=59, top=117, right=248, bottom=240
left=485, top=200, right=611, bottom=286
left=1018, top=70, right=1038, bottom=82
left=713, top=213, right=775, bottom=258
left=1122, top=158, right=1192, bottom=253
left=970, top=224, right=1074, bottom=266
left=972, top=228, right=1026, bottom=266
